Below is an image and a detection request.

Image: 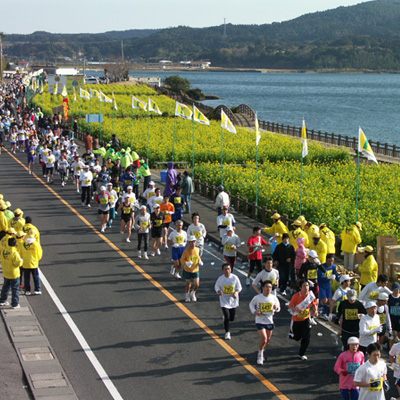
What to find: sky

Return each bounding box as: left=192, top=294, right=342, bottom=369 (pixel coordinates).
left=2, top=0, right=370, bottom=34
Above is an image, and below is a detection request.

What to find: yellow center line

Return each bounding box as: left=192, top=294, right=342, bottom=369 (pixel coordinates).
left=5, top=148, right=290, bottom=400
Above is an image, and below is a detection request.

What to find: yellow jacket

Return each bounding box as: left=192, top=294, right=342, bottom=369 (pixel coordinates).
left=340, top=225, right=362, bottom=253
left=23, top=223, right=40, bottom=244
left=289, top=228, right=309, bottom=250
left=9, top=217, right=25, bottom=232
left=320, top=227, right=336, bottom=254
left=358, top=254, right=378, bottom=286
left=309, top=239, right=328, bottom=264
left=0, top=211, right=7, bottom=232
left=305, top=224, right=320, bottom=246
left=20, top=240, right=43, bottom=269
left=1, top=246, right=23, bottom=279
left=0, top=233, right=12, bottom=250
left=263, top=220, right=288, bottom=244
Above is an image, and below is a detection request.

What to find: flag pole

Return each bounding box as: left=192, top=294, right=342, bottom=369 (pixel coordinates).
left=79, top=96, right=82, bottom=135
left=130, top=106, right=134, bottom=149
left=172, top=114, right=177, bottom=162
left=89, top=95, right=92, bottom=135
left=192, top=112, right=195, bottom=179
left=256, top=113, right=259, bottom=206
left=112, top=101, right=115, bottom=137
left=220, top=125, right=224, bottom=186
left=356, top=128, right=361, bottom=220
left=300, top=152, right=304, bottom=215
left=99, top=97, right=102, bottom=142
left=147, top=110, right=150, bottom=164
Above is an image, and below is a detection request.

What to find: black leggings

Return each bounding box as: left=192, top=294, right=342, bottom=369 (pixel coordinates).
left=222, top=308, right=236, bottom=332
left=290, top=319, right=311, bottom=356
left=138, top=232, right=148, bottom=252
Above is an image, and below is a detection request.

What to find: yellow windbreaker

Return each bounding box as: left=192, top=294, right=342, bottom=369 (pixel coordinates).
left=1, top=246, right=23, bottom=279
left=340, top=225, right=362, bottom=253
left=358, top=254, right=378, bottom=286
left=320, top=226, right=336, bottom=254
left=309, top=239, right=328, bottom=264
left=305, top=224, right=320, bottom=246
left=20, top=240, right=43, bottom=269
left=263, top=220, right=289, bottom=245
left=289, top=228, right=309, bottom=250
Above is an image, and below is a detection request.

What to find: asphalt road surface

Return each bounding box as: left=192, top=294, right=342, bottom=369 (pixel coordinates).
left=1, top=147, right=396, bottom=400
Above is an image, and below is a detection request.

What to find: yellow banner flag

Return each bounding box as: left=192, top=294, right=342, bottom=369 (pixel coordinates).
left=301, top=119, right=308, bottom=158
left=221, top=110, right=236, bottom=134
left=193, top=105, right=210, bottom=125
left=358, top=127, right=378, bottom=164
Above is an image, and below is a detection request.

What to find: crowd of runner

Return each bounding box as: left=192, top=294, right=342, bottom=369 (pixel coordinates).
left=1, top=75, right=400, bottom=399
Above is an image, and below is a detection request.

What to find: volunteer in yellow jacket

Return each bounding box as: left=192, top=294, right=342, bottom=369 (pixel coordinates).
left=23, top=216, right=40, bottom=244
left=20, top=234, right=43, bottom=295
left=262, top=213, right=288, bottom=245
left=309, top=232, right=328, bottom=264
left=289, top=220, right=309, bottom=250
left=9, top=208, right=25, bottom=232
left=304, top=221, right=320, bottom=247
left=355, top=245, right=378, bottom=289
left=181, top=236, right=203, bottom=303
left=0, top=227, right=17, bottom=250
left=0, top=237, right=23, bottom=309
left=319, top=223, right=336, bottom=254
left=341, top=222, right=362, bottom=271
left=0, top=201, right=8, bottom=240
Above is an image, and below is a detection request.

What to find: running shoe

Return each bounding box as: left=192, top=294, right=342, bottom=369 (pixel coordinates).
left=175, top=272, right=182, bottom=279
left=190, top=291, right=197, bottom=302
left=185, top=293, right=191, bottom=302
left=25, top=291, right=31, bottom=296
left=151, top=252, right=156, bottom=257
left=246, top=278, right=251, bottom=286
left=170, top=266, right=175, bottom=275
left=61, top=181, right=65, bottom=187
left=138, top=250, right=142, bottom=258
left=12, top=304, right=21, bottom=309
left=224, top=332, right=231, bottom=340
left=0, top=302, right=9, bottom=306
left=34, top=291, right=42, bottom=295
left=257, top=354, right=263, bottom=365
left=165, top=245, right=168, bottom=250
left=143, top=252, right=149, bottom=260
left=87, top=204, right=91, bottom=208
left=156, top=249, right=161, bottom=256
left=126, top=238, right=130, bottom=243
left=309, top=317, right=317, bottom=326
left=298, top=355, right=308, bottom=361
left=280, top=290, right=287, bottom=296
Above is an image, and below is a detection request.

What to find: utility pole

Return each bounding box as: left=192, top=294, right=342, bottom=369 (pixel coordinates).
left=0, top=32, right=5, bottom=82
left=121, top=40, right=124, bottom=61
left=223, top=18, right=227, bottom=37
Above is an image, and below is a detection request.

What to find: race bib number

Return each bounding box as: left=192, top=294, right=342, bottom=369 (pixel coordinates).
left=123, top=207, right=131, bottom=214
left=141, top=221, right=149, bottom=228
left=76, top=167, right=81, bottom=172
left=193, top=231, right=202, bottom=239
left=368, top=325, right=378, bottom=336
left=391, top=306, right=400, bottom=316
left=174, top=197, right=181, bottom=204
left=297, top=308, right=310, bottom=319
left=85, top=179, right=90, bottom=185
left=116, top=187, right=120, bottom=193
left=369, top=378, right=383, bottom=392
left=154, top=220, right=163, bottom=227
left=156, top=199, right=162, bottom=205
left=345, top=309, right=358, bottom=320
left=379, top=313, right=386, bottom=325
left=222, top=220, right=231, bottom=226
left=190, top=255, right=200, bottom=264
left=44, top=150, right=49, bottom=156
left=225, top=244, right=234, bottom=253
left=30, top=150, right=35, bottom=155
left=100, top=198, right=108, bottom=205
left=260, top=303, right=273, bottom=314
left=175, top=236, right=184, bottom=244
left=148, top=192, right=155, bottom=198
left=325, top=270, right=333, bottom=278
left=307, top=269, right=318, bottom=280
left=110, top=196, right=115, bottom=202
left=369, top=292, right=380, bottom=300
left=346, top=362, right=360, bottom=376
left=223, top=285, right=235, bottom=295
left=125, top=180, right=132, bottom=186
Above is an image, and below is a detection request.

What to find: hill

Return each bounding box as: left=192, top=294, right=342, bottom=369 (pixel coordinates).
left=5, top=0, right=400, bottom=70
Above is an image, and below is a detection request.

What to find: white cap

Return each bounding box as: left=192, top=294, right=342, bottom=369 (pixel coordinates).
left=106, top=182, right=113, bottom=186
left=100, top=186, right=106, bottom=191
left=226, top=226, right=233, bottom=232
left=378, top=293, right=389, bottom=301
left=127, top=186, right=132, bottom=190
left=340, top=274, right=352, bottom=283
left=140, top=205, right=147, bottom=210
left=188, top=235, right=197, bottom=242
left=347, top=336, right=359, bottom=345
left=149, top=181, right=155, bottom=186
left=153, top=204, right=160, bottom=209
left=308, top=250, right=318, bottom=258
left=365, top=301, right=377, bottom=309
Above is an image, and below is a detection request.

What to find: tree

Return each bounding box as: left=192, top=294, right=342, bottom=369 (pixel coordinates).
left=164, top=75, right=191, bottom=92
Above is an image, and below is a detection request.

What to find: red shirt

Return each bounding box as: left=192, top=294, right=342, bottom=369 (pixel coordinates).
left=247, top=236, right=268, bottom=260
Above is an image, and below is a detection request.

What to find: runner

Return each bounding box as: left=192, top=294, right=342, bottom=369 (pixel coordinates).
left=318, top=253, right=340, bottom=319
left=150, top=204, right=165, bottom=256
left=118, top=196, right=134, bottom=243
left=353, top=343, right=388, bottom=399
left=79, top=164, right=93, bottom=208
left=389, top=334, right=400, bottom=400
left=25, top=140, right=36, bottom=175
left=217, top=205, right=236, bottom=241
left=215, top=263, right=242, bottom=340
left=334, top=337, right=365, bottom=400
left=249, top=280, right=281, bottom=364
left=45, top=149, right=55, bottom=183
left=143, top=181, right=156, bottom=210
left=246, top=227, right=270, bottom=286
left=330, top=274, right=354, bottom=322
left=186, top=212, right=207, bottom=257
left=149, top=187, right=163, bottom=213
left=359, top=302, right=382, bottom=354
left=106, top=182, right=117, bottom=229
left=57, top=152, right=69, bottom=187
left=181, top=235, right=203, bottom=302
left=376, top=293, right=392, bottom=347
left=288, top=279, right=318, bottom=360
left=170, top=186, right=185, bottom=224
left=222, top=226, right=241, bottom=271
left=160, top=194, right=175, bottom=250
left=358, top=275, right=392, bottom=305
left=168, top=220, right=187, bottom=279
left=389, top=282, right=400, bottom=348
left=96, top=186, right=111, bottom=234
left=134, top=205, right=150, bottom=259
left=252, top=256, right=280, bottom=295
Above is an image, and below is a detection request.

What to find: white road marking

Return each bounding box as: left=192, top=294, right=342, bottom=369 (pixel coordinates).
left=39, top=269, right=124, bottom=400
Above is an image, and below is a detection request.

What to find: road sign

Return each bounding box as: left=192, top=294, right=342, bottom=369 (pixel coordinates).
left=85, top=114, right=103, bottom=123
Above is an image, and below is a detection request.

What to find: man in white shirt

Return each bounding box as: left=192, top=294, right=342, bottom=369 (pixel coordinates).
left=215, top=185, right=230, bottom=215
left=217, top=206, right=235, bottom=240
left=359, top=302, right=382, bottom=354
left=358, top=274, right=392, bottom=305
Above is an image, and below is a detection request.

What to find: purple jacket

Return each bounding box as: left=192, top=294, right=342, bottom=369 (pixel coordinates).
left=164, top=162, right=178, bottom=196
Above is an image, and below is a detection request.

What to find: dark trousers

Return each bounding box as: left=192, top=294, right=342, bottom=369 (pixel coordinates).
left=24, top=269, right=40, bottom=292
left=143, top=176, right=151, bottom=192
left=138, top=233, right=148, bottom=252
left=81, top=186, right=91, bottom=205
left=0, top=277, right=20, bottom=307
left=290, top=319, right=311, bottom=356
left=278, top=267, right=289, bottom=291
left=133, top=184, right=139, bottom=200
left=222, top=308, right=236, bottom=332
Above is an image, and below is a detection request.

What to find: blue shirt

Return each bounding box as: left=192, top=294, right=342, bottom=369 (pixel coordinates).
left=317, top=262, right=340, bottom=286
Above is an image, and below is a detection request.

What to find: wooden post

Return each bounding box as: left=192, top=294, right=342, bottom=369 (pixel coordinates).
left=283, top=214, right=289, bottom=227
left=345, top=136, right=349, bottom=147
left=393, top=144, right=397, bottom=158
left=252, top=202, right=257, bottom=219
left=384, top=143, right=388, bottom=156
left=244, top=198, right=249, bottom=215
left=338, top=134, right=342, bottom=146
left=353, top=137, right=357, bottom=150
left=262, top=206, right=268, bottom=224
left=234, top=194, right=239, bottom=211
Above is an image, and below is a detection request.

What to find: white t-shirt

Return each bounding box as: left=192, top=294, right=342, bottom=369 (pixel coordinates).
left=253, top=269, right=280, bottom=294
left=249, top=293, right=281, bottom=325
left=149, top=195, right=163, bottom=212
left=333, top=286, right=350, bottom=302
left=45, top=155, right=55, bottom=168
left=222, top=234, right=241, bottom=257
left=168, top=230, right=187, bottom=248
left=143, top=188, right=156, bottom=205
left=359, top=282, right=392, bottom=305
left=217, top=213, right=235, bottom=238
left=123, top=192, right=136, bottom=204
left=187, top=223, right=207, bottom=247
left=389, top=342, right=400, bottom=379
left=359, top=314, right=381, bottom=347
left=106, top=189, right=118, bottom=208
left=79, top=171, right=93, bottom=187
left=214, top=274, right=242, bottom=309
left=353, top=359, right=387, bottom=400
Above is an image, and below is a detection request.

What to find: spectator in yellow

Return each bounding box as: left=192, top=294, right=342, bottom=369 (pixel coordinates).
left=319, top=223, right=336, bottom=254
left=355, top=245, right=378, bottom=290
left=289, top=220, right=309, bottom=250
left=262, top=213, right=288, bottom=245
left=304, top=221, right=320, bottom=246
left=309, top=232, right=328, bottom=264
left=9, top=209, right=25, bottom=232
left=340, top=222, right=362, bottom=271
left=0, top=227, right=17, bottom=250
left=297, top=215, right=307, bottom=229
left=0, top=237, right=23, bottom=309
left=20, top=234, right=43, bottom=295
left=0, top=201, right=8, bottom=240
left=23, top=216, right=40, bottom=244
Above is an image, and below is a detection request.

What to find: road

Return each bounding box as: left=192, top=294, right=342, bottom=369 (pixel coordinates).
left=1, top=147, right=393, bottom=400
